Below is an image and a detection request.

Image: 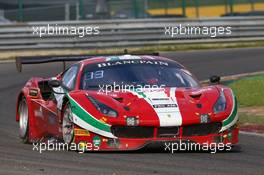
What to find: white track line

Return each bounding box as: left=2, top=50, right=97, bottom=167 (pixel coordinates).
left=0, top=59, right=15, bottom=63
left=240, top=131, right=264, bottom=137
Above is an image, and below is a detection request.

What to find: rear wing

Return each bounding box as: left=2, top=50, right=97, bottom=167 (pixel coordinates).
left=15, top=50, right=159, bottom=72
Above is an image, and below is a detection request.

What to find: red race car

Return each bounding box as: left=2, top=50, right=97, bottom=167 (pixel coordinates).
left=16, top=54, right=239, bottom=151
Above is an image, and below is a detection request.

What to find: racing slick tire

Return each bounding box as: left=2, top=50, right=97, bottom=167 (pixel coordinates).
left=18, top=97, right=29, bottom=143
left=62, top=102, right=75, bottom=144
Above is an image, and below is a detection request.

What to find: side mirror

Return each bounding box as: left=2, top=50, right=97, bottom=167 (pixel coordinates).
left=48, top=79, right=61, bottom=88
left=210, top=75, right=221, bottom=84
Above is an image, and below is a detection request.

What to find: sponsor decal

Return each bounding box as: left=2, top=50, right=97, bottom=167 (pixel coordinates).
left=93, top=136, right=101, bottom=147
left=74, top=129, right=90, bottom=136
left=84, top=70, right=104, bottom=80
left=97, top=60, right=169, bottom=68
left=153, top=104, right=177, bottom=108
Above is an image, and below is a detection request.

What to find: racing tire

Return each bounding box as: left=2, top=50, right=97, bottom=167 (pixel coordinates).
left=18, top=97, right=29, bottom=143
left=62, top=102, right=75, bottom=144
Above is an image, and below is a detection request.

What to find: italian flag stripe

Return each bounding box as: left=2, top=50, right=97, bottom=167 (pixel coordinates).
left=67, top=94, right=111, bottom=133
left=128, top=88, right=182, bottom=126
left=220, top=94, right=238, bottom=132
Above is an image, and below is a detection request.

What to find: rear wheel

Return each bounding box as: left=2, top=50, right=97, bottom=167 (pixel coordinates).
left=18, top=97, right=29, bottom=143
left=62, top=102, right=74, bottom=144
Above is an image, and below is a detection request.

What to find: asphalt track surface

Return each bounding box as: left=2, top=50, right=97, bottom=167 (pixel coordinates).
left=0, top=47, right=264, bottom=175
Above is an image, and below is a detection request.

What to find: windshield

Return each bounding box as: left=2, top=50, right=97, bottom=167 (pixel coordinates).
left=80, top=60, right=199, bottom=90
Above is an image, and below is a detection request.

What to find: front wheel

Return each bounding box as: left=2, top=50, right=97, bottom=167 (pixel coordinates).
left=62, top=102, right=74, bottom=144
left=18, top=97, right=29, bottom=143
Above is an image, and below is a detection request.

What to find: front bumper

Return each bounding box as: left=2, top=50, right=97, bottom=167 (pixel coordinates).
left=73, top=124, right=239, bottom=151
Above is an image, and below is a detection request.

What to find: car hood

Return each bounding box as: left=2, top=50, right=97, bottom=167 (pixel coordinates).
left=68, top=86, right=234, bottom=128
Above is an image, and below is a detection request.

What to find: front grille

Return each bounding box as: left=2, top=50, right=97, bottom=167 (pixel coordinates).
left=157, top=127, right=179, bottom=137
left=182, top=122, right=222, bottom=136
left=111, top=126, right=154, bottom=138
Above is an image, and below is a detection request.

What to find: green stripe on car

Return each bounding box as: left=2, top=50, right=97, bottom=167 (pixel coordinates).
left=222, top=97, right=238, bottom=126
left=220, top=93, right=239, bottom=132
left=67, top=94, right=111, bottom=133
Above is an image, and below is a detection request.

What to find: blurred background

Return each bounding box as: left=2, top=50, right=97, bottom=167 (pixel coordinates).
left=0, top=0, right=263, bottom=22
left=0, top=0, right=263, bottom=55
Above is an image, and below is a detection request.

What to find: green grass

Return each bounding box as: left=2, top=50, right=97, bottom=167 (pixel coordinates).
left=239, top=114, right=264, bottom=125
left=229, top=74, right=264, bottom=107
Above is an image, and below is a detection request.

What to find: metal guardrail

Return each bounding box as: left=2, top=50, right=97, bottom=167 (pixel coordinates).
left=0, top=17, right=264, bottom=50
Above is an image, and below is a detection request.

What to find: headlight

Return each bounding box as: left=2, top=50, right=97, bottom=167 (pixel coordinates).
left=213, top=90, right=227, bottom=114
left=87, top=96, right=118, bottom=117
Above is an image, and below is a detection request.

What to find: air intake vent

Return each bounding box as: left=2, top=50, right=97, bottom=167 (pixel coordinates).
left=182, top=122, right=222, bottom=136
left=157, top=127, right=179, bottom=137
left=111, top=126, right=154, bottom=138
